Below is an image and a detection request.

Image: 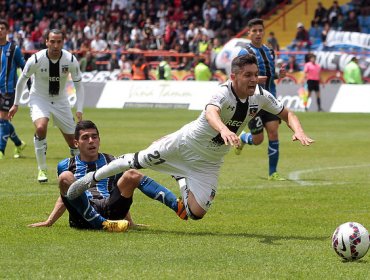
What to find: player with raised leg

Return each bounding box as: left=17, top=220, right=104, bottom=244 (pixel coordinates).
left=68, top=54, right=314, bottom=221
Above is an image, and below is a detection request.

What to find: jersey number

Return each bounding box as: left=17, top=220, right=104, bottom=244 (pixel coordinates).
left=147, top=150, right=166, bottom=165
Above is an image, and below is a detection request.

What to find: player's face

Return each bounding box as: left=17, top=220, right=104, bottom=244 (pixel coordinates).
left=46, top=32, right=63, bottom=59
left=0, top=24, right=7, bottom=42
left=231, top=63, right=258, bottom=99
left=75, top=128, right=100, bottom=162
left=249, top=24, right=265, bottom=47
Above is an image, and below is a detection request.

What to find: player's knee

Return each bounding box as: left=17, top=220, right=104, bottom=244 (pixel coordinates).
left=58, top=171, right=75, bottom=195
left=35, top=126, right=47, bottom=139
left=187, top=208, right=205, bottom=220
left=186, top=192, right=207, bottom=220
left=124, top=169, right=143, bottom=185
left=118, top=169, right=144, bottom=193
left=266, top=129, right=278, bottom=140
left=252, top=133, right=264, bottom=145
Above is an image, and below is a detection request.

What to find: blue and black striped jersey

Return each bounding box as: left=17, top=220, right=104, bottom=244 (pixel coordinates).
left=0, top=42, right=25, bottom=94
left=57, top=153, right=123, bottom=200
left=238, top=44, right=277, bottom=96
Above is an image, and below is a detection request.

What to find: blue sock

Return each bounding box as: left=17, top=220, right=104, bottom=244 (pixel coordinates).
left=66, top=192, right=106, bottom=229
left=138, top=176, right=178, bottom=212
left=8, top=121, right=22, bottom=146
left=241, top=132, right=254, bottom=145
left=268, top=140, right=279, bottom=175
left=0, top=119, right=10, bottom=153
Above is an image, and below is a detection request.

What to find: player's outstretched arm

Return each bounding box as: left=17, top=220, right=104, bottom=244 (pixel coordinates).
left=278, top=109, right=314, bottom=146
left=205, top=104, right=240, bottom=146
left=28, top=196, right=66, bottom=227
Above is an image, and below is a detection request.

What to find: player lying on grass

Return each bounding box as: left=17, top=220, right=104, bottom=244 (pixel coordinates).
left=67, top=54, right=314, bottom=221
left=29, top=120, right=187, bottom=232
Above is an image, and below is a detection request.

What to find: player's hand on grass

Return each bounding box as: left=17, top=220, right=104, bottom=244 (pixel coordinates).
left=28, top=220, right=53, bottom=227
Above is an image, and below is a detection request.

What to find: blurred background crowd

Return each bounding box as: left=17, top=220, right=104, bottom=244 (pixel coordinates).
left=2, top=0, right=369, bottom=77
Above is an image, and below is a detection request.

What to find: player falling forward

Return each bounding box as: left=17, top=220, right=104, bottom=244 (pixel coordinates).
left=67, top=54, right=314, bottom=221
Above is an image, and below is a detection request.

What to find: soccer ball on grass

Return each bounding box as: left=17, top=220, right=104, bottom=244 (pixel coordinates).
left=332, top=222, right=370, bottom=261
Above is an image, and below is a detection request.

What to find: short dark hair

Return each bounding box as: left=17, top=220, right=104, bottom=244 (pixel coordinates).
left=247, top=18, right=264, bottom=28
left=45, top=29, right=65, bottom=40
left=75, top=120, right=99, bottom=140
left=0, top=20, right=9, bottom=30
left=231, top=54, right=258, bottom=74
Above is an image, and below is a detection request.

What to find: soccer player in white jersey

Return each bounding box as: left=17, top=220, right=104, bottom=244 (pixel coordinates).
left=8, top=29, right=85, bottom=183
left=67, top=54, right=314, bottom=221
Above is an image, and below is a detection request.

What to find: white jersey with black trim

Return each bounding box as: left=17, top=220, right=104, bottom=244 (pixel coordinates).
left=22, top=49, right=82, bottom=101
left=180, top=80, right=284, bottom=161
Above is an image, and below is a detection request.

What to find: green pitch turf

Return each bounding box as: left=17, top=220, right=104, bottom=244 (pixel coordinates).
left=1, top=108, right=369, bottom=279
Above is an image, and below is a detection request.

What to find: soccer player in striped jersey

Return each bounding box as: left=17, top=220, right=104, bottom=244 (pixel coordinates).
left=0, top=20, right=27, bottom=159
left=9, top=29, right=85, bottom=183
left=67, top=54, right=314, bottom=221
left=235, top=18, right=287, bottom=181
left=29, top=120, right=187, bottom=232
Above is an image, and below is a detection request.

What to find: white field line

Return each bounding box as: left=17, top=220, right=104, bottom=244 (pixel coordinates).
left=288, top=164, right=370, bottom=186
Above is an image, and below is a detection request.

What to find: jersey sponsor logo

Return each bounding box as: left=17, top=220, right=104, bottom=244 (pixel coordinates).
left=62, top=65, right=69, bottom=74
left=49, top=77, right=60, bottom=82
left=225, top=119, right=243, bottom=127
left=226, top=105, right=235, bottom=111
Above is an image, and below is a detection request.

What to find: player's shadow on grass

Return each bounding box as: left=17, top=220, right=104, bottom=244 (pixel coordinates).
left=138, top=229, right=328, bottom=245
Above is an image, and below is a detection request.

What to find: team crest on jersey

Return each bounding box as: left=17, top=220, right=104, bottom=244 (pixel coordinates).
left=249, top=105, right=258, bottom=117
left=226, top=104, right=235, bottom=111
left=61, top=65, right=69, bottom=74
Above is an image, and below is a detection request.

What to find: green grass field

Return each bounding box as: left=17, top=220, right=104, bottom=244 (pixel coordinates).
left=1, top=108, right=370, bottom=279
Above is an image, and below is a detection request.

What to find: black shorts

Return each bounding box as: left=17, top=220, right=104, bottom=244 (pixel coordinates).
left=0, top=93, right=15, bottom=112
left=307, top=80, right=320, bottom=92
left=62, top=184, right=133, bottom=229
left=248, top=110, right=281, bottom=135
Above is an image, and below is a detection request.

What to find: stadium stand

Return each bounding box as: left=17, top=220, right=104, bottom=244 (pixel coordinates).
left=2, top=0, right=291, bottom=72
left=3, top=0, right=368, bottom=76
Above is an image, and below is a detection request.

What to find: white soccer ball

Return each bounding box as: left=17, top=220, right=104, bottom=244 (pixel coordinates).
left=332, top=222, right=370, bottom=261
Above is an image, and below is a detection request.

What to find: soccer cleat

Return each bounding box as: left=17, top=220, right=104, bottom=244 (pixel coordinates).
left=14, top=141, right=27, bottom=159
left=176, top=198, right=188, bottom=220
left=67, top=171, right=96, bottom=200
left=234, top=131, right=247, bottom=155
left=38, top=169, right=48, bottom=183
left=268, top=172, right=286, bottom=181
left=0, top=151, right=4, bottom=159
left=102, top=219, right=129, bottom=232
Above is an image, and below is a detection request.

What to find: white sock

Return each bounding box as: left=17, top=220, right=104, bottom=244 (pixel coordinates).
left=34, top=136, right=47, bottom=170
left=94, top=153, right=135, bottom=181
left=177, top=178, right=188, bottom=198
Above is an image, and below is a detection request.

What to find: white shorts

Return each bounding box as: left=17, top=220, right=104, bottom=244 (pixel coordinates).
left=137, top=130, right=221, bottom=212
left=29, top=95, right=75, bottom=134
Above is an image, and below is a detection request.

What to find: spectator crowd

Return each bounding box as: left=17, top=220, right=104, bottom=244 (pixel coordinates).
left=2, top=0, right=284, bottom=74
